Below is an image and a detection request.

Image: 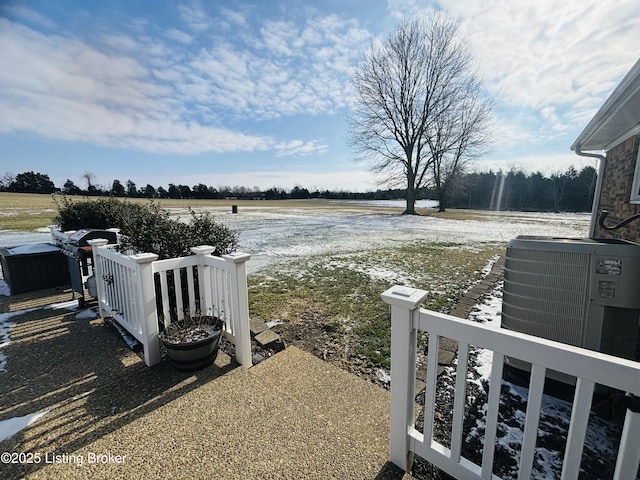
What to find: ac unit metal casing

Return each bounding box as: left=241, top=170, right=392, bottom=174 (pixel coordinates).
left=501, top=236, right=640, bottom=383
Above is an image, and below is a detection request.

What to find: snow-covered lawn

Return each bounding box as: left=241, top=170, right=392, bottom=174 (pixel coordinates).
left=213, top=206, right=590, bottom=273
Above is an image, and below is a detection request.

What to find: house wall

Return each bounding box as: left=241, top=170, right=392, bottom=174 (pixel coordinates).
left=593, top=135, right=640, bottom=242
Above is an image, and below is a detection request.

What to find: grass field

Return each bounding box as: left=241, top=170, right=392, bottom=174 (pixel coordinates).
left=249, top=242, right=503, bottom=370
left=0, top=193, right=352, bottom=231
left=0, top=192, right=488, bottom=232
left=0, top=192, right=589, bottom=377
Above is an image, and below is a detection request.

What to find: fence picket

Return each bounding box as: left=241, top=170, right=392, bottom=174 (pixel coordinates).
left=423, top=332, right=439, bottom=443
left=187, top=266, right=196, bottom=314
left=159, top=271, right=170, bottom=324
left=614, top=410, right=640, bottom=480
left=481, top=351, right=504, bottom=478
left=518, top=364, right=546, bottom=480
left=450, top=341, right=469, bottom=462
left=174, top=268, right=184, bottom=321
left=118, top=262, right=127, bottom=318
left=561, top=378, right=595, bottom=480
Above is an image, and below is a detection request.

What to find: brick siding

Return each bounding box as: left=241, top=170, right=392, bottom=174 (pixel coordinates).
left=593, top=135, right=640, bottom=242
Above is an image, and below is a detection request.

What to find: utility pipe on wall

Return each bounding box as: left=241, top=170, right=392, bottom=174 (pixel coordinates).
left=573, top=146, right=606, bottom=238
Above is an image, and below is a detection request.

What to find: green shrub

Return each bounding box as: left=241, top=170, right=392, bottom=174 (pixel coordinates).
left=53, top=196, right=142, bottom=231
left=53, top=196, right=238, bottom=259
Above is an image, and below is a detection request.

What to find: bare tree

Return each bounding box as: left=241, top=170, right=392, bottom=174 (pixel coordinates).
left=349, top=14, right=492, bottom=214
left=428, top=75, right=493, bottom=211
left=81, top=171, right=97, bottom=194
left=0, top=172, right=15, bottom=191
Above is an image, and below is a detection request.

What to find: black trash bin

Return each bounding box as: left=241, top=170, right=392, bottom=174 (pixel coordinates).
left=0, top=243, right=70, bottom=295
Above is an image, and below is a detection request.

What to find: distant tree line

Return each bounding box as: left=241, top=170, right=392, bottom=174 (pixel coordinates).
left=0, top=165, right=597, bottom=212
left=446, top=165, right=597, bottom=212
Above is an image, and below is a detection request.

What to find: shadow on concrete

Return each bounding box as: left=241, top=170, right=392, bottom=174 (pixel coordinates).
left=0, top=288, right=238, bottom=479
left=374, top=461, right=409, bottom=479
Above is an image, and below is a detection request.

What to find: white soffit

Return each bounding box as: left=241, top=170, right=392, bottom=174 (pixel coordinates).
left=571, top=58, right=640, bottom=152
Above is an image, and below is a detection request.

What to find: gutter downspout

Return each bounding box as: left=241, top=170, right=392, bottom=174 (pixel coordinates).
left=573, top=146, right=606, bottom=238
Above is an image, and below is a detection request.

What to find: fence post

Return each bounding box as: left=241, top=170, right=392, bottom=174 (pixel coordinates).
left=223, top=252, right=252, bottom=368
left=191, top=245, right=216, bottom=315
left=382, top=286, right=429, bottom=472
left=131, top=252, right=160, bottom=367
left=88, top=239, right=109, bottom=318
left=613, top=409, right=640, bottom=480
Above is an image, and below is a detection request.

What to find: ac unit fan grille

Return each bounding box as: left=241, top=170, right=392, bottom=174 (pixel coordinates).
left=502, top=248, right=590, bottom=347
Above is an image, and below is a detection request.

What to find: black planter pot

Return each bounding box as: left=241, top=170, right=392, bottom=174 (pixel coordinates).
left=160, top=319, right=223, bottom=371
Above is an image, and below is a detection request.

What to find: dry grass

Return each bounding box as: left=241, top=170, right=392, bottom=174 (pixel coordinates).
left=249, top=242, right=504, bottom=369
left=0, top=193, right=60, bottom=230
left=0, top=192, right=495, bottom=232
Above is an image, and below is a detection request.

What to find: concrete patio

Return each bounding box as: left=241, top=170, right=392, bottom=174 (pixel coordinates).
left=0, top=287, right=413, bottom=480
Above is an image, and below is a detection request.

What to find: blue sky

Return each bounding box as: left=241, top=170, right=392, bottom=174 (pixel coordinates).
left=1, top=0, right=639, bottom=192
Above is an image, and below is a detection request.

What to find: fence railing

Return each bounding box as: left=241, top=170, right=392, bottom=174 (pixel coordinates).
left=89, top=239, right=252, bottom=368
left=382, top=285, right=640, bottom=480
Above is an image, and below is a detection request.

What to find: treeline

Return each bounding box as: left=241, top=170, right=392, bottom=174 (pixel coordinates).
left=0, top=165, right=597, bottom=212
left=0, top=171, right=419, bottom=201
left=447, top=166, right=597, bottom=212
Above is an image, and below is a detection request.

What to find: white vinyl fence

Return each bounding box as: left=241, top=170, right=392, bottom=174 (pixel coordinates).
left=89, top=239, right=252, bottom=368
left=382, top=285, right=640, bottom=480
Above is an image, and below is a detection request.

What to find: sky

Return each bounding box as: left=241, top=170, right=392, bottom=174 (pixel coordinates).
left=1, top=0, right=639, bottom=193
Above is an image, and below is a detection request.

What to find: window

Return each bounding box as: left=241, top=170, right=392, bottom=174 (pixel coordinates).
left=630, top=146, right=640, bottom=203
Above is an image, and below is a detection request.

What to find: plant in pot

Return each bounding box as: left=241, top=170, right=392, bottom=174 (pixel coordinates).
left=159, top=315, right=224, bottom=371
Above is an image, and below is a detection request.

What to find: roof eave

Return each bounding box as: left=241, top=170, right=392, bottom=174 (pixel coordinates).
left=571, top=58, right=640, bottom=153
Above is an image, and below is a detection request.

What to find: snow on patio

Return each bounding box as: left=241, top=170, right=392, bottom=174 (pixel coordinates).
left=0, top=411, right=50, bottom=443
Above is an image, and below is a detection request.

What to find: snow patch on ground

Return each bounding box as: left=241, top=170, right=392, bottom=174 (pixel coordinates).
left=325, top=258, right=413, bottom=285
left=0, top=300, right=100, bottom=440
left=0, top=410, right=49, bottom=443
left=105, top=318, right=140, bottom=350
left=75, top=308, right=99, bottom=320
left=0, top=389, right=93, bottom=443
left=217, top=209, right=589, bottom=273
left=468, top=279, right=503, bottom=329
left=0, top=301, right=96, bottom=374
left=47, top=300, right=79, bottom=311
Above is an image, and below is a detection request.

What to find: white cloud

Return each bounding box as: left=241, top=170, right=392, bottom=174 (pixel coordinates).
left=0, top=2, right=379, bottom=159
left=101, top=33, right=139, bottom=52
left=274, top=139, right=329, bottom=157
left=260, top=20, right=297, bottom=56
left=219, top=7, right=248, bottom=28
left=386, top=0, right=640, bottom=148
left=438, top=0, right=640, bottom=114
left=177, top=1, right=212, bottom=32
left=0, top=17, right=337, bottom=156
left=183, top=13, right=369, bottom=120
left=164, top=28, right=193, bottom=44
left=0, top=3, right=56, bottom=28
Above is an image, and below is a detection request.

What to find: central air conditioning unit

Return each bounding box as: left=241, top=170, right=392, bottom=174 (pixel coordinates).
left=501, top=236, right=640, bottom=384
